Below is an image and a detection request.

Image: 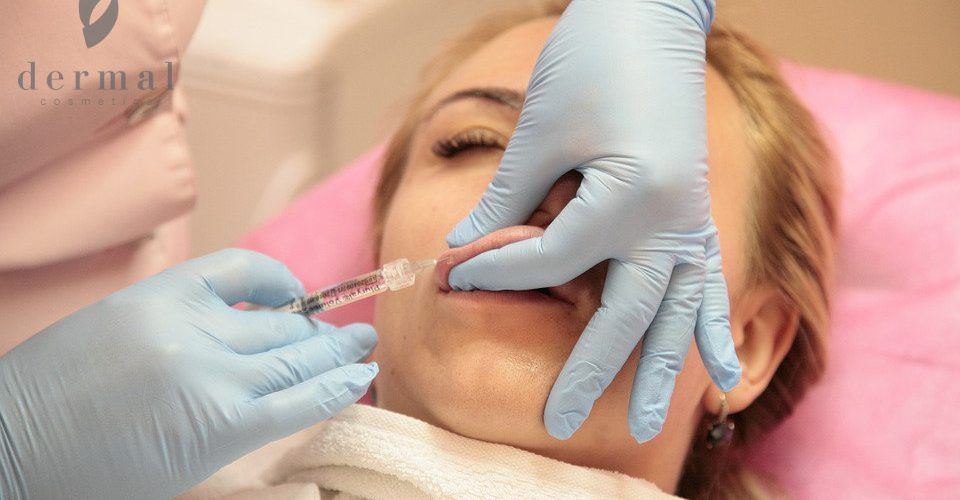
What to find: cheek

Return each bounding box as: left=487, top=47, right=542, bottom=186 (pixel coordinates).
left=705, top=164, right=748, bottom=296
left=372, top=160, right=501, bottom=410
left=654, top=346, right=714, bottom=445
left=379, top=162, right=500, bottom=264
left=373, top=160, right=500, bottom=350
left=705, top=104, right=752, bottom=296
left=672, top=347, right=713, bottom=412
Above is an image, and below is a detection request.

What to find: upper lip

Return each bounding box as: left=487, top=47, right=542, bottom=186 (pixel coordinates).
left=434, top=225, right=598, bottom=309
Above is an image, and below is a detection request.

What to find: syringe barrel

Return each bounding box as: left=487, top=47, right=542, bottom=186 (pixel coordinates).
left=275, top=258, right=427, bottom=315
left=279, top=268, right=388, bottom=315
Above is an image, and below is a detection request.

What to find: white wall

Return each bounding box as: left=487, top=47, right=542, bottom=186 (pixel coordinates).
left=721, top=0, right=959, bottom=97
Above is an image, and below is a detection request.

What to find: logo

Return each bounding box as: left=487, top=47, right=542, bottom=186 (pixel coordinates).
left=13, top=0, right=178, bottom=109
left=80, top=0, right=119, bottom=48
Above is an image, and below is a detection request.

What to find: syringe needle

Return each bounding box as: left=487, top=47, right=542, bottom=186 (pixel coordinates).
left=410, top=259, right=437, bottom=273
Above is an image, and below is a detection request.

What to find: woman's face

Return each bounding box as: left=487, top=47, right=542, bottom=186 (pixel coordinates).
left=371, top=17, right=754, bottom=488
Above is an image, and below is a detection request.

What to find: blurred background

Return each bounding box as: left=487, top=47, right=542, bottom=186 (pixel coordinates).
left=180, top=0, right=960, bottom=254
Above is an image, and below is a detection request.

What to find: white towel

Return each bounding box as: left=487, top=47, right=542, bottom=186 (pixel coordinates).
left=183, top=404, right=675, bottom=499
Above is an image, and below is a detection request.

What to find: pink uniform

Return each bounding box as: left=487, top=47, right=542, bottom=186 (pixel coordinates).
left=0, top=1, right=206, bottom=355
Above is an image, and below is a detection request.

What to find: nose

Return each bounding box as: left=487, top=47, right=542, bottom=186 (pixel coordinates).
left=525, top=172, right=583, bottom=229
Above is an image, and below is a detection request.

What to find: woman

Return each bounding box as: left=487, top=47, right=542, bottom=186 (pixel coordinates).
left=187, top=2, right=838, bottom=498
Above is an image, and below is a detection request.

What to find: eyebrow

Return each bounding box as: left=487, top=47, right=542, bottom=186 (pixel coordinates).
left=427, top=87, right=525, bottom=119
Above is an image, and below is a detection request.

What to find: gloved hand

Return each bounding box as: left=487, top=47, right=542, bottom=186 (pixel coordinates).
left=446, top=0, right=741, bottom=442
left=0, top=249, right=378, bottom=499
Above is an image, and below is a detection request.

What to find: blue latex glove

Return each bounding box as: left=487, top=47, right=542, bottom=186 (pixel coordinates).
left=446, top=0, right=741, bottom=442
left=0, top=249, right=378, bottom=499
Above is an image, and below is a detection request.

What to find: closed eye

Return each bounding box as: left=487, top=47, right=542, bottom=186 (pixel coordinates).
left=432, top=127, right=507, bottom=159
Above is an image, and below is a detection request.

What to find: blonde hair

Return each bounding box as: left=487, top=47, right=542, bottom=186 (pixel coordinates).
left=372, top=2, right=839, bottom=498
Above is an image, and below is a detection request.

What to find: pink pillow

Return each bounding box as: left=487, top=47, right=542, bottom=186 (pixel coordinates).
left=237, top=63, right=960, bottom=498
left=744, top=64, right=960, bottom=498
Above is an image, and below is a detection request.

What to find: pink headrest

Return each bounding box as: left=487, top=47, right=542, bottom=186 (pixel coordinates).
left=238, top=145, right=383, bottom=328
left=237, top=63, right=960, bottom=497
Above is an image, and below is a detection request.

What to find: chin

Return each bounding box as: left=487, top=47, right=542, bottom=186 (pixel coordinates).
left=372, top=276, right=595, bottom=448
left=373, top=300, right=576, bottom=447
left=409, top=336, right=562, bottom=447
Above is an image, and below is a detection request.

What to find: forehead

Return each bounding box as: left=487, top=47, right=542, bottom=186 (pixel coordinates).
left=422, top=16, right=744, bottom=135
left=424, top=17, right=559, bottom=109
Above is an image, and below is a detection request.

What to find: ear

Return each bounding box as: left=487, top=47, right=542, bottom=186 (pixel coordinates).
left=702, top=285, right=799, bottom=415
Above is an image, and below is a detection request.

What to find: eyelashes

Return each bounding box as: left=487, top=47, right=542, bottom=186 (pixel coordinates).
left=431, top=128, right=507, bottom=158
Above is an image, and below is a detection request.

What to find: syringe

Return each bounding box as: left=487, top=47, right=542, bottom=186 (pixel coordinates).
left=274, top=258, right=437, bottom=315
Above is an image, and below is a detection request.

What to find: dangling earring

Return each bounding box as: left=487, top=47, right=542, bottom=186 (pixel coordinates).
left=706, top=392, right=735, bottom=449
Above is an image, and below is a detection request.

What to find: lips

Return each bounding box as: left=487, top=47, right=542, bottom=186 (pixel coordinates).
left=435, top=225, right=601, bottom=309
left=434, top=171, right=603, bottom=310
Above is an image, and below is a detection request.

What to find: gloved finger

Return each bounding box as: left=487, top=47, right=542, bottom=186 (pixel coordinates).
left=250, top=323, right=377, bottom=395
left=447, top=181, right=608, bottom=291
left=544, top=256, right=673, bottom=440
left=177, top=248, right=305, bottom=306
left=240, top=362, right=378, bottom=446
left=628, top=262, right=704, bottom=443
left=694, top=233, right=741, bottom=391
left=446, top=137, right=562, bottom=248
left=221, top=309, right=338, bottom=355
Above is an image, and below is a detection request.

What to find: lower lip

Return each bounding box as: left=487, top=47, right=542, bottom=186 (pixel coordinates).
left=436, top=288, right=571, bottom=308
